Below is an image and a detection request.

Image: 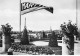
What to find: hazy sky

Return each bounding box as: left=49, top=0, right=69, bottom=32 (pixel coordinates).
left=0, top=0, right=79, bottom=31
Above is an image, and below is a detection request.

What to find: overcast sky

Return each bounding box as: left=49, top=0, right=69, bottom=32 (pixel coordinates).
left=0, top=0, right=79, bottom=31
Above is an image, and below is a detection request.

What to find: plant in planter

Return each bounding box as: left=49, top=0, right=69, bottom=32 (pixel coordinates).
left=1, top=23, right=13, bottom=52
left=60, top=20, right=78, bottom=55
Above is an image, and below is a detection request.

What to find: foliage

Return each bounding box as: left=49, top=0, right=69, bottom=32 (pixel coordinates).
left=49, top=31, right=58, bottom=47
left=60, top=21, right=78, bottom=36
left=60, top=20, right=78, bottom=51
left=0, top=40, right=2, bottom=47
left=1, top=23, right=12, bottom=36
left=20, top=28, right=29, bottom=45
left=11, top=44, right=55, bottom=55
left=42, top=31, right=47, bottom=38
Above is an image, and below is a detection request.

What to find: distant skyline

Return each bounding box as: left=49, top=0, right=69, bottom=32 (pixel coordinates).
left=0, top=0, right=80, bottom=31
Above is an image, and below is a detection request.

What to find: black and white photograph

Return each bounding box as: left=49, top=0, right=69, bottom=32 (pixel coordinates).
left=0, top=0, right=80, bottom=55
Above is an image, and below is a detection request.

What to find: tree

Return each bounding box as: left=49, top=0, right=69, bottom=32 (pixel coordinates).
left=42, top=31, right=47, bottom=38
left=20, top=28, right=29, bottom=45
left=49, top=31, right=58, bottom=47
